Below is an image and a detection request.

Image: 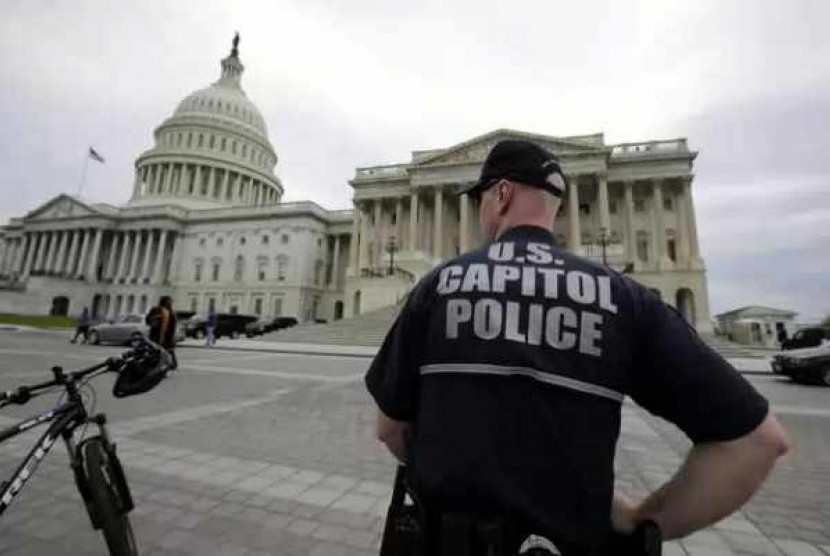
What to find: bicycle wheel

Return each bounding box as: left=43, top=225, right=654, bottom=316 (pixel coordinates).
left=82, top=438, right=138, bottom=556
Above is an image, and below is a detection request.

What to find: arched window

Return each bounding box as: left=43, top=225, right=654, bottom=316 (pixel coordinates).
left=209, top=135, right=215, bottom=149
left=257, top=256, right=268, bottom=281
left=194, top=258, right=204, bottom=282
left=220, top=137, right=227, bottom=152
left=198, top=134, right=204, bottom=148
left=217, top=101, right=222, bottom=110
left=276, top=255, right=288, bottom=281
left=232, top=141, right=237, bottom=155
left=187, top=133, right=193, bottom=147
left=234, top=255, right=245, bottom=281
left=242, top=144, right=248, bottom=158
left=211, top=257, right=222, bottom=282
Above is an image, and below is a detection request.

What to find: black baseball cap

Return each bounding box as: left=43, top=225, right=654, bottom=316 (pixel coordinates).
left=460, top=140, right=566, bottom=198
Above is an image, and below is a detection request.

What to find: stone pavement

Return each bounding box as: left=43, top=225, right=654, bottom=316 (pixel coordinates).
left=1, top=332, right=827, bottom=555
left=2, top=391, right=827, bottom=555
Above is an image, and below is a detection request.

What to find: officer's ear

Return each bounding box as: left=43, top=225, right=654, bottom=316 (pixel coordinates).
left=497, top=180, right=514, bottom=215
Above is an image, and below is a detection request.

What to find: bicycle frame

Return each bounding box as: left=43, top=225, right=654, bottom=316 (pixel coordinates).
left=0, top=399, right=85, bottom=514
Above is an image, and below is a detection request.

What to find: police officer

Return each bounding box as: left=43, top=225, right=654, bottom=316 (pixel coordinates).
left=365, top=140, right=790, bottom=555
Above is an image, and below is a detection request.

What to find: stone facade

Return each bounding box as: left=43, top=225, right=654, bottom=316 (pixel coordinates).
left=0, top=39, right=711, bottom=330
left=0, top=40, right=353, bottom=323
left=346, top=129, right=711, bottom=330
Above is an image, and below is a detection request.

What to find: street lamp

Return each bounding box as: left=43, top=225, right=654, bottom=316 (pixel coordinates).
left=385, top=236, right=398, bottom=276
left=598, top=227, right=609, bottom=266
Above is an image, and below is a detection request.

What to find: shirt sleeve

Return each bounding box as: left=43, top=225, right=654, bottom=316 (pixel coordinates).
left=628, top=287, right=769, bottom=444
left=364, top=286, right=430, bottom=422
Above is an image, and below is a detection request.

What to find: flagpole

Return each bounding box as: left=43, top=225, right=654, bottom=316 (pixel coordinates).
left=76, top=148, right=90, bottom=197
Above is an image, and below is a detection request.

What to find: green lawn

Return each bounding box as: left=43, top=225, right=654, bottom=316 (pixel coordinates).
left=0, top=314, right=76, bottom=328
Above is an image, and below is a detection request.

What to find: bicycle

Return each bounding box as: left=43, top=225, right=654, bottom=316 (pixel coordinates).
left=0, top=338, right=171, bottom=556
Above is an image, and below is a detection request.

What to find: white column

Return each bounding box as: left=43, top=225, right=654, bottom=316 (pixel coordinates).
left=64, top=230, right=80, bottom=276
left=130, top=230, right=144, bottom=281
left=153, top=229, right=169, bottom=284
left=331, top=234, right=341, bottom=289
left=178, top=164, right=188, bottom=194
left=221, top=168, right=231, bottom=200
left=167, top=232, right=183, bottom=283
left=233, top=173, right=241, bottom=202
left=194, top=166, right=202, bottom=196
left=676, top=182, right=691, bottom=265
left=568, top=175, right=582, bottom=251
left=43, top=232, right=57, bottom=273
left=116, top=231, right=133, bottom=281
left=164, top=164, right=174, bottom=194
left=21, top=233, right=37, bottom=277
left=433, top=187, right=443, bottom=259
left=132, top=168, right=142, bottom=199
left=409, top=191, right=418, bottom=251
left=373, top=200, right=382, bottom=267
left=105, top=232, right=120, bottom=280
left=0, top=238, right=10, bottom=275
left=597, top=175, right=610, bottom=232
left=54, top=231, right=69, bottom=274
left=359, top=204, right=370, bottom=269
left=75, top=230, right=91, bottom=278
left=349, top=207, right=360, bottom=272
left=395, top=198, right=403, bottom=242
left=460, top=193, right=470, bottom=253
left=140, top=230, right=154, bottom=282
left=685, top=179, right=702, bottom=267
left=624, top=181, right=636, bottom=265
left=34, top=232, right=49, bottom=271
left=652, top=180, right=670, bottom=268
left=85, top=229, right=103, bottom=282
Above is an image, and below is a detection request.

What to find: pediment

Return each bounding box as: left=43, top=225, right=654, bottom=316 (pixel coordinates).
left=415, top=129, right=608, bottom=167
left=25, top=194, right=99, bottom=221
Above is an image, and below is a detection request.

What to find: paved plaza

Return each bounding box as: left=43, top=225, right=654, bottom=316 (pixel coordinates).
left=0, top=328, right=828, bottom=555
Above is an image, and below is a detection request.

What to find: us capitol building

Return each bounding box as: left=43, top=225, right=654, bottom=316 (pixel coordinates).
left=0, top=38, right=711, bottom=329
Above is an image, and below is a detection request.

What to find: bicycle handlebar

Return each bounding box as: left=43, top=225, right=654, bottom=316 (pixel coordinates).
left=0, top=339, right=160, bottom=407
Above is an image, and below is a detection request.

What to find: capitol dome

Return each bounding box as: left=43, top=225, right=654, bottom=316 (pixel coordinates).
left=130, top=35, right=283, bottom=209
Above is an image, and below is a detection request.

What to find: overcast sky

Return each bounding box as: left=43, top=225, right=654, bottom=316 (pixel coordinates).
left=1, top=0, right=828, bottom=321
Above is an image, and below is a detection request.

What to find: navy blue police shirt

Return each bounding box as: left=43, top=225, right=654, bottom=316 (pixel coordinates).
left=365, top=225, right=768, bottom=548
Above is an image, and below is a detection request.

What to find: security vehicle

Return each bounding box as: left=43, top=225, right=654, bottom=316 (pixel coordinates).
left=771, top=343, right=830, bottom=386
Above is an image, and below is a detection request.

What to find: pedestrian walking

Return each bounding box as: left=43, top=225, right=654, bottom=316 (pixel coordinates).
left=70, top=307, right=90, bottom=344
left=206, top=309, right=217, bottom=347
left=148, top=296, right=179, bottom=370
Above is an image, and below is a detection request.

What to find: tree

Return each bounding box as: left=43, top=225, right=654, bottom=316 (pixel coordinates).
left=822, top=314, right=830, bottom=329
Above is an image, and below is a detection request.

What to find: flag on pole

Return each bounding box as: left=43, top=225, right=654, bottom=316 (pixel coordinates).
left=88, top=147, right=105, bottom=163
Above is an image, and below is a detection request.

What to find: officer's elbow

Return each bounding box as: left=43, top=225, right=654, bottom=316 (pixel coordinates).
left=754, top=412, right=791, bottom=458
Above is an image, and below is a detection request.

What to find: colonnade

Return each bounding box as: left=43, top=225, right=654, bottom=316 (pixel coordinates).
left=2, top=228, right=180, bottom=285
left=348, top=176, right=702, bottom=273
left=133, top=162, right=280, bottom=206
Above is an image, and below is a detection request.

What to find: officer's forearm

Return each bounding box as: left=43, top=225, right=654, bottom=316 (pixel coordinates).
left=635, top=413, right=790, bottom=539
left=376, top=410, right=409, bottom=464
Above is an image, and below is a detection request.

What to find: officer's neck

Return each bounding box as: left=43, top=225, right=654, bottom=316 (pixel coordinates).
left=493, top=215, right=556, bottom=241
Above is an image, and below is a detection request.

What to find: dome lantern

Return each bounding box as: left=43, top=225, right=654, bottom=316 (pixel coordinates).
left=217, top=33, right=244, bottom=90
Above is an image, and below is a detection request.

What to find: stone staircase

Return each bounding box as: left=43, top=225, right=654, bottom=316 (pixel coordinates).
left=258, top=305, right=776, bottom=360
left=257, top=304, right=402, bottom=347
left=698, top=333, right=776, bottom=359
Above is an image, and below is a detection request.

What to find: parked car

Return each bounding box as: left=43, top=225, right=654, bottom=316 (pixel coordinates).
left=185, top=313, right=258, bottom=339
left=88, top=314, right=146, bottom=346
left=781, top=327, right=830, bottom=350
left=245, top=316, right=300, bottom=337
left=771, top=343, right=830, bottom=386
left=89, top=313, right=186, bottom=346
left=271, top=317, right=298, bottom=331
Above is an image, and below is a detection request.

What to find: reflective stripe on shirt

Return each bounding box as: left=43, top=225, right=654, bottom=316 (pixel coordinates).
left=419, top=363, right=625, bottom=403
